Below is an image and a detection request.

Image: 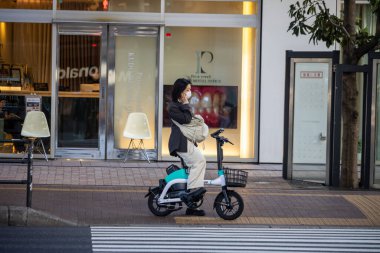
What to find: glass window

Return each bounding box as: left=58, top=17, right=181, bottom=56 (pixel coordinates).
left=0, top=0, right=52, bottom=9
left=113, top=33, right=157, bottom=150
left=0, top=22, right=52, bottom=154
left=58, top=0, right=105, bottom=11
left=163, top=26, right=256, bottom=159
left=58, top=0, right=160, bottom=12
left=165, top=0, right=257, bottom=15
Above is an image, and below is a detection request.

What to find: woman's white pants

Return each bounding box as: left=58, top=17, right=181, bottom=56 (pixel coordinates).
left=177, top=140, right=206, bottom=189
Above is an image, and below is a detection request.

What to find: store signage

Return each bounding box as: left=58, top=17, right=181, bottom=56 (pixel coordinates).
left=196, top=51, right=214, bottom=74
left=300, top=71, right=323, bottom=79
left=192, top=50, right=221, bottom=85
left=58, top=66, right=98, bottom=79
left=25, top=95, right=41, bottom=113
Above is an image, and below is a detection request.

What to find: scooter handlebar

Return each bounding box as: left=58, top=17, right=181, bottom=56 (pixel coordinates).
left=211, top=128, right=224, bottom=138
left=226, top=139, right=234, bottom=145
left=211, top=129, right=234, bottom=145
left=220, top=136, right=234, bottom=145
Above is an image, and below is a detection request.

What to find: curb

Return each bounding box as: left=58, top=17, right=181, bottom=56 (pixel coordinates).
left=0, top=206, right=77, bottom=226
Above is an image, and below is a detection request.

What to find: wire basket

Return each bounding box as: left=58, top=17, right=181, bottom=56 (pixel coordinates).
left=224, top=168, right=248, bottom=187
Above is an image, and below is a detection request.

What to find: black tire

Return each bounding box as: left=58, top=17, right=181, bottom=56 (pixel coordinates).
left=214, top=190, right=244, bottom=220
left=147, top=189, right=173, bottom=217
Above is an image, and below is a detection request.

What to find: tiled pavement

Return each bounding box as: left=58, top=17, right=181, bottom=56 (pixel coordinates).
left=0, top=159, right=380, bottom=227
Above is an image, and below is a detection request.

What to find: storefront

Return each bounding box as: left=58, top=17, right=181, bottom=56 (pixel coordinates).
left=0, top=0, right=258, bottom=162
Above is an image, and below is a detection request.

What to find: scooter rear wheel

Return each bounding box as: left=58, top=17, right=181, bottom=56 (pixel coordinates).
left=214, top=190, right=244, bottom=220
left=148, top=190, right=173, bottom=217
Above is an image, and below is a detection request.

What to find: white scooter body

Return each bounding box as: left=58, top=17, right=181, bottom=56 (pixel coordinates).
left=157, top=175, right=226, bottom=205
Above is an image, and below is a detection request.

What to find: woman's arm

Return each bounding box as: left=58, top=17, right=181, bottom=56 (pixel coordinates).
left=169, top=103, right=192, bottom=124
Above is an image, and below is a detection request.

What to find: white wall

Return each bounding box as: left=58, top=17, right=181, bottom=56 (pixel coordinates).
left=259, top=0, right=338, bottom=163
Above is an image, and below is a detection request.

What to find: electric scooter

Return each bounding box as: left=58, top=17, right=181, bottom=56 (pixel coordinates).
left=145, top=128, right=247, bottom=220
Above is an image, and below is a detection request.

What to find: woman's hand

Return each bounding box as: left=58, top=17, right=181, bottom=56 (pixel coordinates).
left=180, top=93, right=189, bottom=104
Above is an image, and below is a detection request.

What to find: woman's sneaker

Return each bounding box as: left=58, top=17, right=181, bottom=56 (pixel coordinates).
left=180, top=187, right=207, bottom=209
left=186, top=208, right=205, bottom=216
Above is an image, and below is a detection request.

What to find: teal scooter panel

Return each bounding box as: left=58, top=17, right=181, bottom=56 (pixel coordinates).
left=165, top=169, right=188, bottom=183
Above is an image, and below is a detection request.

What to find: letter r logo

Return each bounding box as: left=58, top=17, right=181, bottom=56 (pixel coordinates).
left=196, top=51, right=214, bottom=74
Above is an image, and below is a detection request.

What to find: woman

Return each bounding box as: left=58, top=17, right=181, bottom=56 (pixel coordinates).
left=168, top=78, right=207, bottom=216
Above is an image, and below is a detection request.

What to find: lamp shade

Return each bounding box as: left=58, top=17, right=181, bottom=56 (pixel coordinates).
left=21, top=111, right=50, bottom=138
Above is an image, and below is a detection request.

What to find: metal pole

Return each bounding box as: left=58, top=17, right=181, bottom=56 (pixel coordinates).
left=26, top=138, right=34, bottom=208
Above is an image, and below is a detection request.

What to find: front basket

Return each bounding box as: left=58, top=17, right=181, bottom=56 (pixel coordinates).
left=224, top=168, right=248, bottom=187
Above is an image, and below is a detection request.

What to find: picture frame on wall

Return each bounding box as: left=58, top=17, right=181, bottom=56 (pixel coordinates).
left=10, top=68, right=21, bottom=84
left=0, top=64, right=10, bottom=77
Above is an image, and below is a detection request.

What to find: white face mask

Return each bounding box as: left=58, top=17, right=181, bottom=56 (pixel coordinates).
left=185, top=90, right=192, bottom=99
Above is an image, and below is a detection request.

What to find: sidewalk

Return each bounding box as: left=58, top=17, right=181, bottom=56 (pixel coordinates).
left=0, top=159, right=379, bottom=227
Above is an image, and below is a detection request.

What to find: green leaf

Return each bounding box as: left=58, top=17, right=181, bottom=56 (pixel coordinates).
left=294, top=26, right=299, bottom=36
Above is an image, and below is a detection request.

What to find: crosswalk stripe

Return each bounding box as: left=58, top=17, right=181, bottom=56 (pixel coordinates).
left=91, top=226, right=380, bottom=253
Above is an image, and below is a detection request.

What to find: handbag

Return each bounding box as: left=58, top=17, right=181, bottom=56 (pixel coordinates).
left=172, top=114, right=209, bottom=143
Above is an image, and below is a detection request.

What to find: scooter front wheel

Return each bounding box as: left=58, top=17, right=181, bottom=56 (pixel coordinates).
left=147, top=189, right=173, bottom=217
left=214, top=190, right=244, bottom=220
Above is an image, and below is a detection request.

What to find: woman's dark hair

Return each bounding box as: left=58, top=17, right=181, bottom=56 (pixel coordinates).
left=171, top=78, right=191, bottom=101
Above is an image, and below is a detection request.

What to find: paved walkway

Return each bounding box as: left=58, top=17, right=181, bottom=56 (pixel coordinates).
left=0, top=159, right=379, bottom=227
left=0, top=160, right=281, bottom=187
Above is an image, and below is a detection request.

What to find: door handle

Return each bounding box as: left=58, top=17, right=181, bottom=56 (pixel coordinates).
left=319, top=132, right=326, bottom=141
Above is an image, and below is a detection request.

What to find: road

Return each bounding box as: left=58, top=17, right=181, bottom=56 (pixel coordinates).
left=1, top=226, right=380, bottom=252
left=0, top=227, right=92, bottom=253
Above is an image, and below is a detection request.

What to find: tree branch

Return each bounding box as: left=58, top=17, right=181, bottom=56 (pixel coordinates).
left=355, top=36, right=380, bottom=59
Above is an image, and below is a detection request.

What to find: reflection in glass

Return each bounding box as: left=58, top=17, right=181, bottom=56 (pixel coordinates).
left=108, top=0, right=160, bottom=12
left=58, top=97, right=98, bottom=148
left=58, top=0, right=160, bottom=12
left=0, top=23, right=52, bottom=92
left=357, top=72, right=364, bottom=166
left=0, top=95, right=25, bottom=153
left=58, top=35, right=100, bottom=148
left=0, top=22, right=51, bottom=154
left=375, top=63, right=380, bottom=184
left=0, top=95, right=51, bottom=154
left=166, top=0, right=257, bottom=14
left=0, top=0, right=52, bottom=9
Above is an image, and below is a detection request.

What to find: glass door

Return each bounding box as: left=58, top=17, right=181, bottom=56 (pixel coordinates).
left=55, top=24, right=107, bottom=159
left=106, top=26, right=158, bottom=160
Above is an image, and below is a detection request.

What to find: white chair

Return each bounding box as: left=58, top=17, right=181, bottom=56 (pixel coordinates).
left=21, top=111, right=50, bottom=161
left=123, top=112, right=151, bottom=163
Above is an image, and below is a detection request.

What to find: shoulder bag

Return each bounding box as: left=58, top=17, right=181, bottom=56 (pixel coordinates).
left=172, top=114, right=209, bottom=143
